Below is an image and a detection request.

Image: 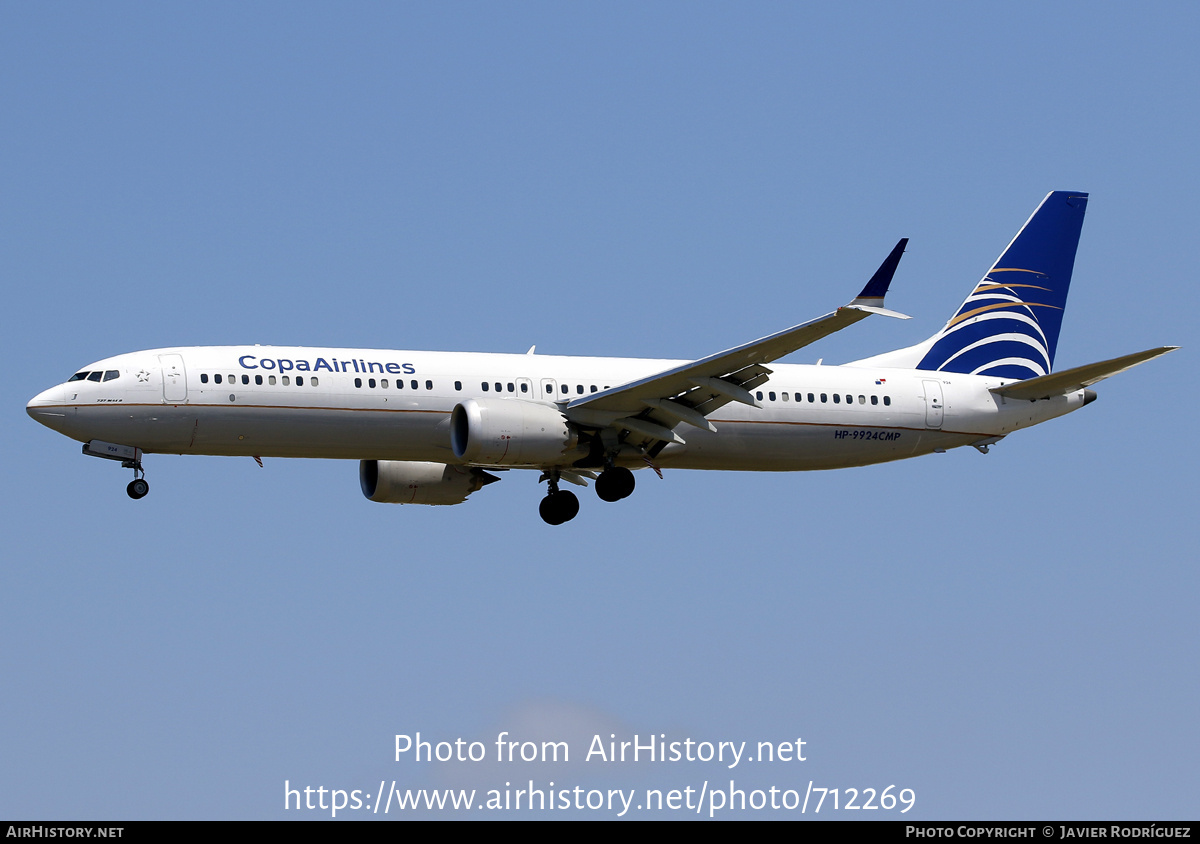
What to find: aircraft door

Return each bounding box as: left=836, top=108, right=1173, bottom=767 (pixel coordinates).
left=159, top=354, right=188, bottom=403
left=922, top=380, right=944, bottom=429
left=540, top=378, right=558, bottom=402
left=515, top=378, right=533, bottom=399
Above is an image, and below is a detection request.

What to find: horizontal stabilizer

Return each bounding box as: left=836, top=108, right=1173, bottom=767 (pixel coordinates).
left=990, top=346, right=1178, bottom=401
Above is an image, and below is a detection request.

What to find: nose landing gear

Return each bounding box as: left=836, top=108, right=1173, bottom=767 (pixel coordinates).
left=82, top=440, right=149, bottom=500
left=123, top=457, right=148, bottom=499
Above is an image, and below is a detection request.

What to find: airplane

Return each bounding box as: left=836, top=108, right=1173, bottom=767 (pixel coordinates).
left=26, top=191, right=1176, bottom=525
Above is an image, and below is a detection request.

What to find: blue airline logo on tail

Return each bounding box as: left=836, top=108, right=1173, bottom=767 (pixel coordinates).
left=917, top=191, right=1088, bottom=380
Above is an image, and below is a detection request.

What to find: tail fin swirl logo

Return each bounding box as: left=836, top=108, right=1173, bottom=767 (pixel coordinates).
left=917, top=191, right=1088, bottom=380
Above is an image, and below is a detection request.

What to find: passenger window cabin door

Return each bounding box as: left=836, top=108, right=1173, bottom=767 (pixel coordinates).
left=922, top=380, right=944, bottom=429
left=159, top=354, right=188, bottom=403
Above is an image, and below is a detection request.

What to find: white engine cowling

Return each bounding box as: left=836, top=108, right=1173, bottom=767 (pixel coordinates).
left=450, top=398, right=578, bottom=466
left=359, top=460, right=498, bottom=505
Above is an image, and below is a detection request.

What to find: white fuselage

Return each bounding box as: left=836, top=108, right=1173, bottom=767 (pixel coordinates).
left=26, top=345, right=1088, bottom=472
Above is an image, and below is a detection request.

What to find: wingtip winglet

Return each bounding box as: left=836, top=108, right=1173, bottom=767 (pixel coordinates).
left=852, top=237, right=907, bottom=305
left=847, top=237, right=908, bottom=316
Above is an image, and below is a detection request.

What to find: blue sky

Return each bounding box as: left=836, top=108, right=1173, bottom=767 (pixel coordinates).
left=3, top=3, right=1196, bottom=820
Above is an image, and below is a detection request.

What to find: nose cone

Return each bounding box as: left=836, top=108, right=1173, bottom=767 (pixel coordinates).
left=27, top=384, right=67, bottom=427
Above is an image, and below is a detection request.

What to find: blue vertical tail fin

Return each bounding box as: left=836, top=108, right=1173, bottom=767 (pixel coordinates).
left=914, top=191, right=1089, bottom=378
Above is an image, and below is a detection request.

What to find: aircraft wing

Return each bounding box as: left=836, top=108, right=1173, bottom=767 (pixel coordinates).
left=563, top=239, right=910, bottom=447
left=989, top=346, right=1178, bottom=401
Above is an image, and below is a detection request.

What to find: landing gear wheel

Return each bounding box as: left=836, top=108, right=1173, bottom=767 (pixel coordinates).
left=557, top=490, right=579, bottom=522
left=595, top=466, right=635, bottom=502
left=539, top=490, right=580, bottom=525
left=127, top=478, right=149, bottom=500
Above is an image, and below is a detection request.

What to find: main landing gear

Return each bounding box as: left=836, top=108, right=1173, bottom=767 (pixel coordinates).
left=539, top=474, right=580, bottom=526
left=538, top=465, right=639, bottom=525
left=594, top=466, right=635, bottom=502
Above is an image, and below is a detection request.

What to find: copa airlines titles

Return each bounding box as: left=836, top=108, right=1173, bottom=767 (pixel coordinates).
left=237, top=355, right=416, bottom=375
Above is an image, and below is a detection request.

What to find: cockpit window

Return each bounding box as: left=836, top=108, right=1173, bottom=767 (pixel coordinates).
left=68, top=372, right=91, bottom=382
left=87, top=371, right=103, bottom=382
left=103, top=370, right=120, bottom=382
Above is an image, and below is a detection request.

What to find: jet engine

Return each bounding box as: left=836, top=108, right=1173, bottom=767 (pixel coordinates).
left=359, top=460, right=499, bottom=505
left=450, top=398, right=579, bottom=466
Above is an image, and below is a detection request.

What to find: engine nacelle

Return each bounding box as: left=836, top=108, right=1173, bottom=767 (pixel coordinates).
left=450, top=398, right=578, bottom=466
left=359, top=460, right=498, bottom=505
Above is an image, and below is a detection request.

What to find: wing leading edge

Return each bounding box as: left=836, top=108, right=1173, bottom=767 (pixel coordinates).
left=564, top=239, right=911, bottom=448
